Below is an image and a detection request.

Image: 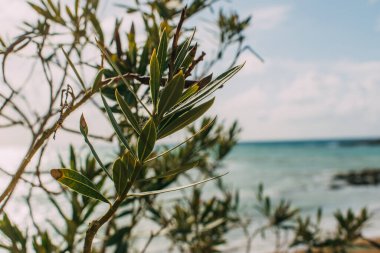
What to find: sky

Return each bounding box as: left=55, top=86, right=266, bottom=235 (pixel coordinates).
left=212, top=0, right=380, bottom=140
left=1, top=0, right=380, bottom=146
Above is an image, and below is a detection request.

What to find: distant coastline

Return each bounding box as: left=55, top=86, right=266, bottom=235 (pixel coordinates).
left=239, top=137, right=380, bottom=147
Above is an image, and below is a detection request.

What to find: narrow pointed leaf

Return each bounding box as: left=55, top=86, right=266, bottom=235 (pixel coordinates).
left=180, top=45, right=196, bottom=71
left=177, top=84, right=198, bottom=104
left=157, top=71, right=185, bottom=118
left=69, top=145, right=77, bottom=171
left=137, top=118, right=157, bottom=161
left=174, top=30, right=195, bottom=72
left=101, top=93, right=135, bottom=157
left=65, top=6, right=75, bottom=22
left=127, top=23, right=137, bottom=66
left=121, top=151, right=135, bottom=180
left=92, top=68, right=105, bottom=92
left=158, top=98, right=214, bottom=139
left=112, top=158, right=128, bottom=196
left=158, top=106, right=189, bottom=134
left=174, top=64, right=243, bottom=113
left=146, top=117, right=216, bottom=162
left=138, top=40, right=149, bottom=75
left=198, top=73, right=213, bottom=89
left=29, top=3, right=53, bottom=19
left=46, top=0, right=60, bottom=16
left=115, top=90, right=141, bottom=134
left=89, top=12, right=104, bottom=43
left=149, top=49, right=160, bottom=107
left=157, top=28, right=168, bottom=74
left=50, top=169, right=110, bottom=204
left=138, top=162, right=198, bottom=182
left=128, top=173, right=228, bottom=197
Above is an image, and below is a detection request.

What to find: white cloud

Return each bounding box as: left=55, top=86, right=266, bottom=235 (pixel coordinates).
left=252, top=5, right=292, bottom=30
left=216, top=58, right=380, bottom=140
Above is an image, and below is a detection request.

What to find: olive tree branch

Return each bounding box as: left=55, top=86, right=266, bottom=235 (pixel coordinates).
left=0, top=79, right=111, bottom=213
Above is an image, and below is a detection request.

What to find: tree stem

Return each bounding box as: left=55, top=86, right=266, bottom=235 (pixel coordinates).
left=84, top=196, right=124, bottom=253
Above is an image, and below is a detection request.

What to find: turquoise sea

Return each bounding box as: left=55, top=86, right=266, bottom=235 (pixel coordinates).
left=222, top=140, right=380, bottom=251
left=225, top=140, right=380, bottom=212
left=1, top=139, right=380, bottom=252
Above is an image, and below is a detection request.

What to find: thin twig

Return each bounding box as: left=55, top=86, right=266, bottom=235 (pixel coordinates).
left=0, top=79, right=112, bottom=213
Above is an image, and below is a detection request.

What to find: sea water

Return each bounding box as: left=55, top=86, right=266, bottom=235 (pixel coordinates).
left=225, top=141, right=380, bottom=212
left=0, top=140, right=380, bottom=252
left=221, top=140, right=380, bottom=251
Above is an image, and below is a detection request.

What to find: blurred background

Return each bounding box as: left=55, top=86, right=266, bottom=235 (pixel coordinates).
left=1, top=0, right=380, bottom=252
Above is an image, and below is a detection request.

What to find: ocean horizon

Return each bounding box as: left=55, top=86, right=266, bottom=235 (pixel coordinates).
left=240, top=136, right=380, bottom=145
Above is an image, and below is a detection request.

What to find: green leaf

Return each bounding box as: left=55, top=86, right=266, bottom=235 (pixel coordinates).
left=69, top=145, right=77, bottom=171
left=128, top=173, right=228, bottom=197
left=28, top=2, right=53, bottom=19
left=149, top=49, right=160, bottom=107
left=138, top=162, right=198, bottom=182
left=157, top=28, right=168, bottom=74
left=174, top=64, right=243, bottom=113
left=46, top=0, right=60, bottom=16
left=174, top=31, right=195, bottom=73
left=157, top=71, right=185, bottom=118
left=180, top=44, right=196, bottom=71
left=158, top=98, right=214, bottom=139
left=101, top=93, right=135, bottom=156
left=50, top=169, right=110, bottom=204
left=146, top=117, right=216, bottom=162
left=89, top=12, right=104, bottom=43
left=65, top=5, right=75, bottom=22
left=137, top=40, right=149, bottom=75
left=112, top=158, right=128, bottom=196
left=137, top=118, right=157, bottom=161
left=115, top=90, right=141, bottom=135
left=0, top=36, right=6, bottom=48
left=92, top=68, right=105, bottom=92
left=0, top=213, right=26, bottom=246
left=177, top=84, right=199, bottom=104
left=121, top=151, right=135, bottom=179
left=113, top=151, right=136, bottom=196
left=158, top=106, right=189, bottom=133
left=127, top=23, right=137, bottom=66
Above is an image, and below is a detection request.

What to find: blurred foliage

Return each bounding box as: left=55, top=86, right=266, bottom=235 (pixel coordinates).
left=291, top=208, right=374, bottom=253
left=150, top=188, right=240, bottom=253
left=247, top=185, right=377, bottom=253
left=0, top=214, right=28, bottom=252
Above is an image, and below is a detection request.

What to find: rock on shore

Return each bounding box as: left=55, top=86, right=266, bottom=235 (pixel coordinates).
left=331, top=168, right=380, bottom=189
